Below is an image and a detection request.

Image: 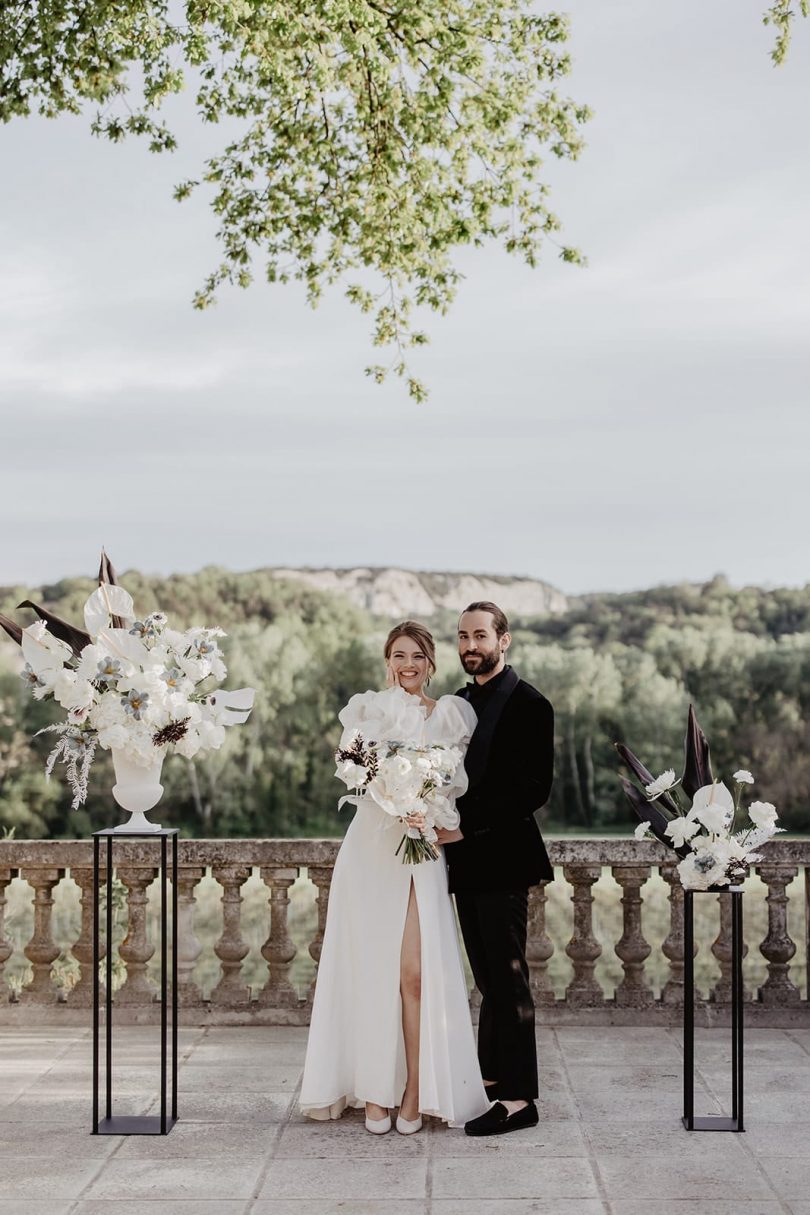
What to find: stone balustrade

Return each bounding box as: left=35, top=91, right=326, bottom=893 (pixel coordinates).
left=0, top=837, right=807, bottom=1026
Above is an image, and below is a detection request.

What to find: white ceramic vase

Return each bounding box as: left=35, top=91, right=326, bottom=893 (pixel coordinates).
left=111, top=747, right=165, bottom=833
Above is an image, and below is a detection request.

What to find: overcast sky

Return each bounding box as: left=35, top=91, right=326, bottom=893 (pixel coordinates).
left=1, top=0, right=808, bottom=597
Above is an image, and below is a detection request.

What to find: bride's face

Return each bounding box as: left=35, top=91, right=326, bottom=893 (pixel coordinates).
left=387, top=637, right=430, bottom=695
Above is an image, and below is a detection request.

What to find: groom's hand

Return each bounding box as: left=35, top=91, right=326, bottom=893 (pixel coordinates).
left=435, top=827, right=464, bottom=845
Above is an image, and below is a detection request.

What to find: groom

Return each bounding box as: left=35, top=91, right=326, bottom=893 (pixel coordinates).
left=437, top=601, right=554, bottom=1136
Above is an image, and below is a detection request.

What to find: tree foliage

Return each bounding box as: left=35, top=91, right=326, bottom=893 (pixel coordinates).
left=0, top=0, right=590, bottom=398
left=1, top=567, right=808, bottom=839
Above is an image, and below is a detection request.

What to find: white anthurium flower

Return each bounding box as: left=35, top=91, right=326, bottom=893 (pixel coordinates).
left=21, top=621, right=73, bottom=681
left=634, top=821, right=654, bottom=841
left=204, top=688, right=255, bottom=725
left=749, top=801, right=778, bottom=830
left=664, top=816, right=700, bottom=847
left=95, top=628, right=149, bottom=669
left=733, top=770, right=754, bottom=785
left=337, top=759, right=367, bottom=788
left=689, top=782, right=734, bottom=833
left=644, top=769, right=677, bottom=799
left=83, top=583, right=135, bottom=638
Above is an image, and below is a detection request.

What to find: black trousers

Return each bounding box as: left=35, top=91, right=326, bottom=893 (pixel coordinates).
left=455, top=889, right=538, bottom=1101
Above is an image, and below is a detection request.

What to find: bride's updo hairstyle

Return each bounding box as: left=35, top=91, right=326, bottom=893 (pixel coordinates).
left=384, top=621, right=437, bottom=685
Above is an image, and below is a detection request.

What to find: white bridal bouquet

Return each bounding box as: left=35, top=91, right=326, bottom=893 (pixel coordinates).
left=335, top=731, right=463, bottom=863
left=4, top=555, right=254, bottom=809
left=617, top=705, right=783, bottom=891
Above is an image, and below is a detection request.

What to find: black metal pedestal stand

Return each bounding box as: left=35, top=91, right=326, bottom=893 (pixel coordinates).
left=92, top=827, right=178, bottom=1135
left=682, top=886, right=744, bottom=1132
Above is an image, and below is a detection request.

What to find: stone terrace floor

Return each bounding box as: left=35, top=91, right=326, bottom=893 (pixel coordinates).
left=1, top=1025, right=809, bottom=1215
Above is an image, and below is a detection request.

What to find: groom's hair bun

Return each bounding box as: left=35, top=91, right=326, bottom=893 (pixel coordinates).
left=384, top=621, right=437, bottom=679
left=462, top=601, right=509, bottom=638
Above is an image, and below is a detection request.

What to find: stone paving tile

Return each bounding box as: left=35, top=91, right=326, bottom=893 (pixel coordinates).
left=758, top=1158, right=810, bottom=1200
left=75, top=1203, right=247, bottom=1215
left=552, top=1036, right=682, bottom=1066
left=176, top=1090, right=294, bottom=1122
left=252, top=1203, right=427, bottom=1215
left=82, top=1156, right=265, bottom=1201
left=432, top=1203, right=608, bottom=1215
left=584, top=1118, right=749, bottom=1160
left=258, top=1157, right=428, bottom=1200
left=595, top=1154, right=776, bottom=1201
left=699, top=1066, right=810, bottom=1095
left=0, top=1121, right=117, bottom=1158
left=0, top=1204, right=73, bottom=1215
left=275, top=1117, right=429, bottom=1158
left=609, top=1204, right=784, bottom=1215
left=734, top=1092, right=810, bottom=1121
left=566, top=1064, right=683, bottom=1093
left=740, top=1122, right=810, bottom=1156
left=432, top=1157, right=599, bottom=1201
left=574, top=1088, right=720, bottom=1122
left=0, top=1093, right=150, bottom=1124
left=178, top=1064, right=301, bottom=1091
left=0, top=1157, right=102, bottom=1201
left=429, top=1118, right=589, bottom=1157
left=114, top=1118, right=277, bottom=1159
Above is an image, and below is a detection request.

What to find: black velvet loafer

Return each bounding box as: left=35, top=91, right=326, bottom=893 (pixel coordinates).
left=464, top=1100, right=538, bottom=1136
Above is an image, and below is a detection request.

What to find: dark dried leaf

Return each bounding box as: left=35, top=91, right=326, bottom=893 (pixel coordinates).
left=98, top=548, right=126, bottom=629
left=0, top=613, right=23, bottom=646
left=16, top=600, right=91, bottom=656
left=619, top=777, right=687, bottom=856
left=614, top=742, right=679, bottom=815
left=682, top=703, right=713, bottom=799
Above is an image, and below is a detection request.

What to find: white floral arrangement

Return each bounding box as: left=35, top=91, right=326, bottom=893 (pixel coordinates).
left=9, top=569, right=254, bottom=809
left=335, top=731, right=462, bottom=863
left=617, top=706, right=783, bottom=891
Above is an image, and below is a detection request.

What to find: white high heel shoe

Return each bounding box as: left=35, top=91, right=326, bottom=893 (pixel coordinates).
left=396, top=1113, right=423, bottom=1135
left=365, top=1110, right=392, bottom=1134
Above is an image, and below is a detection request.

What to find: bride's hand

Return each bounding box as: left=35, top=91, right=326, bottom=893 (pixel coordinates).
left=405, top=810, right=426, bottom=832
left=386, top=662, right=400, bottom=688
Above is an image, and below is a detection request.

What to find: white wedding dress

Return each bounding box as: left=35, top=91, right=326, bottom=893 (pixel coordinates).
left=299, top=686, right=490, bottom=1127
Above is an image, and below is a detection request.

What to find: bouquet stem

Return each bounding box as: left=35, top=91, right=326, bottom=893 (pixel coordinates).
left=395, top=833, right=440, bottom=864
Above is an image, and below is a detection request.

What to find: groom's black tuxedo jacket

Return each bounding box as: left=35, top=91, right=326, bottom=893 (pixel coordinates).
left=445, top=666, right=554, bottom=894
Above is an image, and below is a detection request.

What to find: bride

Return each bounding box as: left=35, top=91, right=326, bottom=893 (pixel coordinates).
left=299, top=620, right=490, bottom=1134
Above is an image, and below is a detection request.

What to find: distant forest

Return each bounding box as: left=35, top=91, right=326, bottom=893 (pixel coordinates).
left=1, top=569, right=808, bottom=839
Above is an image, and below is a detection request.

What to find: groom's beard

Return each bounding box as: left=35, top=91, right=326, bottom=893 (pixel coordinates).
left=460, top=645, right=501, bottom=676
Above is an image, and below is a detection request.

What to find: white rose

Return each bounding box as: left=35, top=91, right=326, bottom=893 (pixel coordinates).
left=53, top=670, right=96, bottom=712
left=749, top=801, right=778, bottom=830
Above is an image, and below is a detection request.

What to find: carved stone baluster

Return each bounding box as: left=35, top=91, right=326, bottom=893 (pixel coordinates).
left=307, top=866, right=333, bottom=1003
left=68, top=866, right=105, bottom=1006
left=116, top=866, right=158, bottom=1004
left=613, top=865, right=653, bottom=1007
left=526, top=881, right=556, bottom=1006
left=710, top=892, right=749, bottom=1004
left=175, top=866, right=206, bottom=1007
left=211, top=865, right=252, bottom=1006
left=20, top=866, right=65, bottom=1003
left=0, top=867, right=14, bottom=999
left=257, top=866, right=299, bottom=1009
left=757, top=864, right=800, bottom=1005
left=660, top=864, right=688, bottom=1006
left=563, top=864, right=604, bottom=1007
